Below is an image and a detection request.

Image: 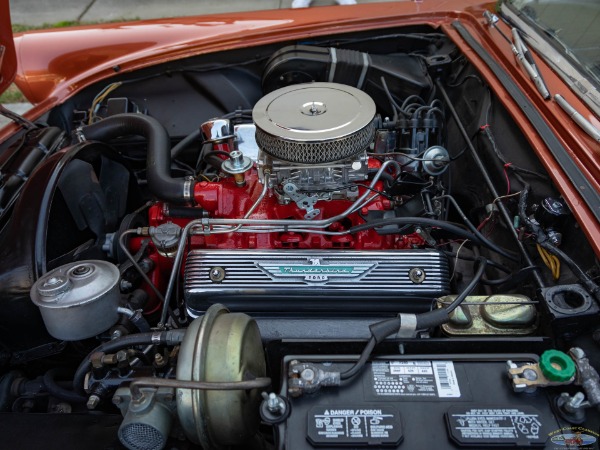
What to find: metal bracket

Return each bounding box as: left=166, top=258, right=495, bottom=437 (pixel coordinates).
left=283, top=182, right=321, bottom=219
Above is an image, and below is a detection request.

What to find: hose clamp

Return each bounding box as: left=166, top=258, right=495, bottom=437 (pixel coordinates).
left=183, top=178, right=193, bottom=202
left=75, top=127, right=87, bottom=143
left=396, top=313, right=417, bottom=338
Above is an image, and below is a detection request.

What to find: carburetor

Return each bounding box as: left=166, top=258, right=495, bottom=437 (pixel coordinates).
left=253, top=83, right=376, bottom=218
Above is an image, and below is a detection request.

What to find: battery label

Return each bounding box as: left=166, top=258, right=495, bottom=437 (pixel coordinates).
left=307, top=406, right=403, bottom=447
left=370, top=361, right=461, bottom=398
left=446, top=406, right=547, bottom=447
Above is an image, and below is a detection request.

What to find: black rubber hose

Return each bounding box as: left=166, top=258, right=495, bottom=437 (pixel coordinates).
left=73, top=329, right=186, bottom=394
left=128, top=310, right=151, bottom=333
left=368, top=168, right=395, bottom=188
left=80, top=113, right=192, bottom=204
left=348, top=217, right=513, bottom=259
left=339, top=337, right=376, bottom=380
left=481, top=265, right=537, bottom=286
left=43, top=369, right=87, bottom=403
left=341, top=258, right=487, bottom=381
left=416, top=257, right=488, bottom=329
left=171, top=128, right=201, bottom=159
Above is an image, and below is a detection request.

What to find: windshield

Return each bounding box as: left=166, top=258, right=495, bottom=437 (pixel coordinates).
left=505, top=0, right=600, bottom=84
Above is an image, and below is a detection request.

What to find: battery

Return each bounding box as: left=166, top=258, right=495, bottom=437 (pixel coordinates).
left=281, top=354, right=562, bottom=449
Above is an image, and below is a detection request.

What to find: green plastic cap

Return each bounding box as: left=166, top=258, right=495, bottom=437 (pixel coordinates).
left=539, top=350, right=576, bottom=382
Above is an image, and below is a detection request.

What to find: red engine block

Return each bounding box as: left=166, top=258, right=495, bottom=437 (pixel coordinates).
left=147, top=171, right=427, bottom=250
left=135, top=168, right=427, bottom=310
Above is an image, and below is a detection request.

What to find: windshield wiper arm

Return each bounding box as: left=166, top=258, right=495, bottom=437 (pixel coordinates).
left=555, top=94, right=600, bottom=143
left=511, top=28, right=550, bottom=100
left=483, top=11, right=511, bottom=43
left=483, top=11, right=550, bottom=100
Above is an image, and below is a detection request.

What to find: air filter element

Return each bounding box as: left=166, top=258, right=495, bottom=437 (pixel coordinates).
left=253, top=82, right=376, bottom=164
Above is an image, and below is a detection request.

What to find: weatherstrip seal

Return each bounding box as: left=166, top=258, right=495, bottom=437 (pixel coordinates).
left=452, top=20, right=600, bottom=222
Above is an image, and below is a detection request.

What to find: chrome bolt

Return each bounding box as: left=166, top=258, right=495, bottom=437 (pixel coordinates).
left=72, top=265, right=92, bottom=276
left=209, top=267, right=225, bottom=283
left=262, top=392, right=285, bottom=414
left=116, top=350, right=128, bottom=363
left=301, top=368, right=315, bottom=382
left=409, top=267, right=426, bottom=284
left=567, top=392, right=586, bottom=411
left=45, top=277, right=60, bottom=286
left=522, top=368, right=538, bottom=381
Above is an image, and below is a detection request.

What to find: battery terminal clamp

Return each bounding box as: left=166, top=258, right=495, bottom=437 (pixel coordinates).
left=507, top=350, right=575, bottom=393
left=288, top=361, right=341, bottom=397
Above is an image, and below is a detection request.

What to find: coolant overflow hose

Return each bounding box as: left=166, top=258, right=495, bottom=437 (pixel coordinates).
left=79, top=113, right=193, bottom=204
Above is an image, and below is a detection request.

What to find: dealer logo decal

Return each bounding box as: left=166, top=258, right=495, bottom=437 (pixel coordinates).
left=549, top=426, right=598, bottom=449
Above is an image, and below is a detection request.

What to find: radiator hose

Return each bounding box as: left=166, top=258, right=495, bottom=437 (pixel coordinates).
left=80, top=114, right=193, bottom=204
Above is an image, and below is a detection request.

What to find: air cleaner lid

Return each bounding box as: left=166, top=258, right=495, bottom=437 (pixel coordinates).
left=253, top=82, right=376, bottom=163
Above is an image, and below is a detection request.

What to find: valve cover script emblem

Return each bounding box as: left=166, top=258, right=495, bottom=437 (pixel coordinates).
left=258, top=257, right=376, bottom=283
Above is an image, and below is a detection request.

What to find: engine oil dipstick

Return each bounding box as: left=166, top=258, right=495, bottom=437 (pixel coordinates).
left=222, top=150, right=253, bottom=186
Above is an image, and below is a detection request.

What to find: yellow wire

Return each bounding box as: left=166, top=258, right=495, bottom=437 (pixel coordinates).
left=537, top=244, right=561, bottom=280
left=88, top=82, right=123, bottom=124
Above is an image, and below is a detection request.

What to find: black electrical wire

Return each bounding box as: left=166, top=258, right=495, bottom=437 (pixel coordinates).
left=435, top=79, right=544, bottom=288
left=401, top=95, right=425, bottom=110
left=442, top=257, right=488, bottom=314
left=348, top=217, right=516, bottom=261
left=435, top=194, right=518, bottom=261
left=340, top=257, right=487, bottom=381
left=203, top=150, right=231, bottom=170
left=518, top=186, right=599, bottom=298
left=480, top=122, right=548, bottom=180
left=171, top=128, right=201, bottom=159
left=380, top=76, right=402, bottom=121
left=355, top=183, right=395, bottom=200
left=446, top=74, right=484, bottom=88
left=204, top=150, right=231, bottom=159
left=442, top=250, right=511, bottom=273
left=339, top=337, right=376, bottom=380
left=480, top=265, right=537, bottom=286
